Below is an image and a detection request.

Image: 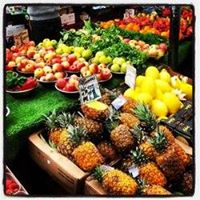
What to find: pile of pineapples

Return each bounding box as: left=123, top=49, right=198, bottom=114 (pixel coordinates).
left=43, top=89, right=193, bottom=196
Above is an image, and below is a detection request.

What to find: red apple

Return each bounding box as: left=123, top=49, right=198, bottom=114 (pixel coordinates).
left=11, top=45, right=18, bottom=52
left=34, top=68, right=45, bottom=78
left=45, top=73, right=55, bottom=81
left=67, top=54, right=77, bottom=65
left=100, top=68, right=111, bottom=80
left=70, top=74, right=79, bottom=80
left=25, top=63, right=35, bottom=72
left=64, top=82, right=77, bottom=92
left=43, top=66, right=52, bottom=74
left=61, top=61, right=70, bottom=70
left=7, top=61, right=16, bottom=68
left=52, top=63, right=63, bottom=72
left=96, top=73, right=102, bottom=81
left=80, top=66, right=88, bottom=74
left=54, top=72, right=65, bottom=79
left=52, top=57, right=61, bottom=64
left=89, top=63, right=99, bottom=74
left=56, top=78, right=67, bottom=89
left=68, top=65, right=77, bottom=72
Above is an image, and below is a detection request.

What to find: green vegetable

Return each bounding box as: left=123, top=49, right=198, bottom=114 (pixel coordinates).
left=6, top=71, right=26, bottom=89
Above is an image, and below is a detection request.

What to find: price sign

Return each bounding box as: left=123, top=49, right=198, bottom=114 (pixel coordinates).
left=128, top=165, right=139, bottom=178
left=61, top=13, right=75, bottom=25
left=79, top=75, right=101, bottom=104
left=125, top=65, right=137, bottom=89
left=124, top=9, right=135, bottom=18
left=13, top=29, right=29, bottom=47
left=112, top=95, right=127, bottom=110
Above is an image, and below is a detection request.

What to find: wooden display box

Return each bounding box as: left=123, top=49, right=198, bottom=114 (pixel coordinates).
left=84, top=176, right=107, bottom=196
left=28, top=131, right=89, bottom=194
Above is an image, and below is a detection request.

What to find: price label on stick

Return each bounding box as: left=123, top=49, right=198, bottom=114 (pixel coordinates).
left=125, top=65, right=137, bottom=88
left=79, top=75, right=101, bottom=104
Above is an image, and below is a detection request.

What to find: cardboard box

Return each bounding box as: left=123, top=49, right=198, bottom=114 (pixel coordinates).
left=84, top=176, right=107, bottom=195
left=28, top=132, right=89, bottom=194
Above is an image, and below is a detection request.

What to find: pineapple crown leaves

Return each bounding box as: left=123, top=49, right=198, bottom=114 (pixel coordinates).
left=57, top=112, right=75, bottom=128
left=130, top=147, right=149, bottom=166
left=43, top=109, right=59, bottom=130
left=104, top=107, right=120, bottom=132
left=92, top=166, right=105, bottom=183
left=130, top=125, right=147, bottom=144
left=67, top=124, right=88, bottom=144
left=150, top=129, right=168, bottom=152
left=135, top=178, right=149, bottom=194
left=132, top=103, right=157, bottom=131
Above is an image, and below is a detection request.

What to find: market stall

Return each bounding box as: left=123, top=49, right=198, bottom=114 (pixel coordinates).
left=4, top=4, right=194, bottom=197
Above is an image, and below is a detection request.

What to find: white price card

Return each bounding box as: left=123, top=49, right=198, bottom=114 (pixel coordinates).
left=79, top=75, right=101, bottom=104
left=125, top=65, right=137, bottom=89
left=128, top=165, right=139, bottom=178
left=112, top=95, right=127, bottom=110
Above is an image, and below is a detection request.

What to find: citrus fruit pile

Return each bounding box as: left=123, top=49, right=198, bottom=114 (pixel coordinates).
left=124, top=66, right=192, bottom=118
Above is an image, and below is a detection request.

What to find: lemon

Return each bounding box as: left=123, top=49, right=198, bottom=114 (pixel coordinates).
left=162, top=92, right=182, bottom=114
left=145, top=66, right=160, bottom=79
left=135, top=92, right=153, bottom=105
left=136, top=75, right=145, bottom=87
left=160, top=69, right=171, bottom=83
left=155, top=88, right=163, bottom=100
left=140, top=77, right=156, bottom=98
left=179, top=83, right=192, bottom=100
left=124, top=88, right=138, bottom=100
left=155, top=79, right=172, bottom=93
left=151, top=99, right=168, bottom=117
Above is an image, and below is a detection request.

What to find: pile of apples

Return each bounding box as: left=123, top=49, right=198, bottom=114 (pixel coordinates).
left=91, top=51, right=112, bottom=65
left=110, top=57, right=130, bottom=73
left=124, top=39, right=168, bottom=59
left=80, top=63, right=112, bottom=81
left=56, top=75, right=79, bottom=92
left=34, top=65, right=65, bottom=82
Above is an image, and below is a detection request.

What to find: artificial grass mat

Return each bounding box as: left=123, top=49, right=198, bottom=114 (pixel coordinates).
left=5, top=76, right=124, bottom=161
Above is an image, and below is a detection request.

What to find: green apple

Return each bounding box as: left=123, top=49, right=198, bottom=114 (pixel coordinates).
left=120, top=63, right=128, bottom=73
left=111, top=64, right=120, bottom=72
left=106, top=56, right=112, bottom=63
left=62, top=46, right=71, bottom=54
left=56, top=48, right=63, bottom=55
left=82, top=49, right=92, bottom=59
left=74, top=47, right=84, bottom=54
left=95, top=51, right=105, bottom=58
left=99, top=55, right=108, bottom=64
left=74, top=52, right=81, bottom=58
left=113, top=57, right=126, bottom=65
left=51, top=40, right=57, bottom=46
left=91, top=57, right=99, bottom=64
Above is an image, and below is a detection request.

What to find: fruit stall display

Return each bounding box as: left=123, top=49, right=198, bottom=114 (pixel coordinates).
left=5, top=14, right=193, bottom=196
left=100, top=7, right=193, bottom=40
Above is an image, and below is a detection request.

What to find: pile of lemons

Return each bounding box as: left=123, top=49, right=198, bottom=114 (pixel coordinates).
left=124, top=66, right=192, bottom=118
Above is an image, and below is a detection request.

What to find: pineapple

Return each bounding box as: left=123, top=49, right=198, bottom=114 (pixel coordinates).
left=97, top=141, right=118, bottom=161
left=121, top=97, right=137, bottom=113
left=119, top=113, right=140, bottom=128
left=57, top=125, right=86, bottom=159
left=74, top=113, right=103, bottom=140
left=181, top=171, right=193, bottom=195
left=132, top=103, right=157, bottom=133
left=131, top=125, right=158, bottom=161
left=137, top=179, right=171, bottom=196
left=143, top=185, right=171, bottom=195
left=100, top=88, right=120, bottom=105
left=110, top=124, right=135, bottom=151
left=44, top=110, right=72, bottom=146
left=151, top=132, right=190, bottom=181
left=151, top=125, right=175, bottom=145
left=93, top=166, right=138, bottom=195
left=72, top=142, right=104, bottom=171
left=81, top=101, right=110, bottom=121
left=130, top=147, right=167, bottom=187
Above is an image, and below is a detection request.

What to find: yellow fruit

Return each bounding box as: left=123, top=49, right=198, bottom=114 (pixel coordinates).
left=140, top=77, right=156, bottom=98
left=160, top=69, right=171, bottom=83
left=124, top=88, right=138, bottom=100
left=162, top=92, right=182, bottom=114
left=155, top=88, right=163, bottom=100
left=145, top=66, right=160, bottom=79
left=151, top=99, right=168, bottom=117
left=155, top=79, right=172, bottom=93
left=135, top=92, right=153, bottom=105
left=179, top=83, right=192, bottom=100
left=171, top=76, right=181, bottom=89
left=136, top=75, right=145, bottom=87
